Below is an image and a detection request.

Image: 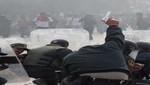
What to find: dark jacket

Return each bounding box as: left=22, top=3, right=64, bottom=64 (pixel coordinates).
left=23, top=45, right=72, bottom=68
left=79, top=15, right=96, bottom=28
left=63, top=25, right=129, bottom=76
left=136, top=51, right=150, bottom=64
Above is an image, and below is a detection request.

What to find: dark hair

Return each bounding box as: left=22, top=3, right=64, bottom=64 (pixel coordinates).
left=123, top=40, right=138, bottom=55
left=136, top=42, right=150, bottom=51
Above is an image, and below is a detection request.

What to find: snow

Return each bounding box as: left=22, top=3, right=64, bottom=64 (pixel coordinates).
left=5, top=28, right=150, bottom=51
left=2, top=27, right=150, bottom=85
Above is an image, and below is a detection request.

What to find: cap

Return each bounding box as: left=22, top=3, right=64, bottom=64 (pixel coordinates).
left=49, top=39, right=69, bottom=47
left=11, top=43, right=29, bottom=51
left=0, top=48, right=7, bottom=55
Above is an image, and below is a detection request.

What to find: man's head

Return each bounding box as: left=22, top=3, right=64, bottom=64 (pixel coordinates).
left=11, top=43, right=29, bottom=55
left=124, top=40, right=139, bottom=59
left=48, top=39, right=69, bottom=48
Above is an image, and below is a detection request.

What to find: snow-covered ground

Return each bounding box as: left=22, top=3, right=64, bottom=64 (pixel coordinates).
left=2, top=28, right=150, bottom=85
left=4, top=28, right=150, bottom=51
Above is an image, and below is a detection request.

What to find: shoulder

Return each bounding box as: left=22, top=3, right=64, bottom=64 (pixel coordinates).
left=63, top=51, right=77, bottom=61
left=57, top=48, right=72, bottom=53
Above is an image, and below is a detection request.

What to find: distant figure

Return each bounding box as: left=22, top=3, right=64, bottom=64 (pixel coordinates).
left=65, top=13, right=73, bottom=28
left=11, top=43, right=30, bottom=63
left=136, top=12, right=147, bottom=30
left=79, top=15, right=96, bottom=40
left=0, top=15, right=11, bottom=38
left=71, top=13, right=81, bottom=28
left=33, top=12, right=53, bottom=29
left=17, top=15, right=30, bottom=38
left=144, top=13, right=150, bottom=29
left=23, top=39, right=72, bottom=85
left=55, top=13, right=66, bottom=28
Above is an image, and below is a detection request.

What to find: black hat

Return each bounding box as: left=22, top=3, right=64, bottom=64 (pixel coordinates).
left=11, top=43, right=29, bottom=51
left=49, top=39, right=69, bottom=47
left=0, top=48, right=7, bottom=55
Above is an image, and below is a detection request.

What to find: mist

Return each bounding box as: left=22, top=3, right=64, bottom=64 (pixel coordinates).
left=0, top=0, right=150, bottom=36
left=0, top=0, right=147, bottom=16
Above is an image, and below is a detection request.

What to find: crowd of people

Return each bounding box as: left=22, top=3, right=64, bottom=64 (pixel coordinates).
left=1, top=12, right=150, bottom=85
left=1, top=12, right=150, bottom=40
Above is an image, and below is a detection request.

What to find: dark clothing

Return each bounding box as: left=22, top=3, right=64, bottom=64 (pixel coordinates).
left=136, top=51, right=150, bottom=63
left=136, top=51, right=150, bottom=79
left=79, top=15, right=96, bottom=28
left=63, top=25, right=129, bottom=76
left=23, top=45, right=72, bottom=83
left=23, top=65, right=55, bottom=78
left=23, top=46, right=72, bottom=68
left=0, top=77, right=7, bottom=85
left=79, top=15, right=96, bottom=40
left=136, top=18, right=146, bottom=30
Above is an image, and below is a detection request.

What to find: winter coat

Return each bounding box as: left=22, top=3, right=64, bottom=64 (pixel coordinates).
left=63, top=25, right=129, bottom=76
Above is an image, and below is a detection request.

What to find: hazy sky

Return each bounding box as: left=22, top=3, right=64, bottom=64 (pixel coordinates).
left=0, top=0, right=132, bottom=15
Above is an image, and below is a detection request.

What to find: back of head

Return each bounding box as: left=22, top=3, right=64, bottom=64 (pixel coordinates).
left=136, top=42, right=150, bottom=51
left=124, top=40, right=138, bottom=55
left=49, top=39, right=69, bottom=48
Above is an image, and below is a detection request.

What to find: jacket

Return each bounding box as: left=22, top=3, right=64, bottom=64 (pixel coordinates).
left=23, top=45, right=72, bottom=68
left=63, top=25, right=129, bottom=76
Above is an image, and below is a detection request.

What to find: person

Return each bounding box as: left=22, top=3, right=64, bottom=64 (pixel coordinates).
left=23, top=39, right=72, bottom=85
left=136, top=42, right=150, bottom=79
left=16, top=15, right=30, bottom=38
left=0, top=15, right=11, bottom=38
left=55, top=13, right=66, bottom=28
left=65, top=13, right=73, bottom=28
left=136, top=12, right=147, bottom=30
left=136, top=42, right=150, bottom=63
left=71, top=13, right=81, bottom=28
left=79, top=15, right=96, bottom=40
left=33, top=12, right=53, bottom=29
left=62, top=18, right=131, bottom=85
left=0, top=49, right=8, bottom=85
left=10, top=43, right=30, bottom=63
left=123, top=40, right=144, bottom=79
